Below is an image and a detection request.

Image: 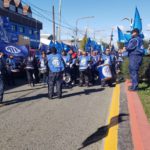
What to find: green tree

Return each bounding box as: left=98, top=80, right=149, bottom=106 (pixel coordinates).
left=117, top=42, right=124, bottom=49
left=143, top=40, right=149, bottom=49
left=80, top=36, right=87, bottom=51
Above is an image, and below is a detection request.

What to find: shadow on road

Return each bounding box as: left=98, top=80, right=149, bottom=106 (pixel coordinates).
left=78, top=113, right=129, bottom=150
left=63, top=88, right=105, bottom=99
left=2, top=93, right=48, bottom=106
left=4, top=86, right=46, bottom=95
left=1, top=88, right=104, bottom=107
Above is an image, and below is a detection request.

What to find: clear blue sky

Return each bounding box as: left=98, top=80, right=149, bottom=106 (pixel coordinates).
left=23, top=0, right=150, bottom=42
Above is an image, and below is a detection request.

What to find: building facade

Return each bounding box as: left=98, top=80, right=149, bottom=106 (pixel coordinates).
left=0, top=0, right=42, bottom=49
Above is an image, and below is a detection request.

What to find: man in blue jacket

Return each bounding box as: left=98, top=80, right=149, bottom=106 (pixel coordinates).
left=124, top=28, right=144, bottom=91
left=78, top=51, right=91, bottom=87
left=47, top=47, right=65, bottom=99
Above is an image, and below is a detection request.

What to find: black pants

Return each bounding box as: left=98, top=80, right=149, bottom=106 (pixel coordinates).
left=39, top=72, right=47, bottom=83
left=48, top=72, right=63, bottom=98
left=70, top=65, right=78, bottom=83
left=0, top=76, right=4, bottom=103
left=26, top=69, right=35, bottom=86
left=79, top=69, right=89, bottom=86
left=6, top=70, right=15, bottom=86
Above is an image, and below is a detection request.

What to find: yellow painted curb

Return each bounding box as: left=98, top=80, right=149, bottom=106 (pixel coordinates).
left=103, top=84, right=120, bottom=150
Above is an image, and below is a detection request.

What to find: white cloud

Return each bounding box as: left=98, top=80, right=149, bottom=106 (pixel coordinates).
left=146, top=24, right=150, bottom=30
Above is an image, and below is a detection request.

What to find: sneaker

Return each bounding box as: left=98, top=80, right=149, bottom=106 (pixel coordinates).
left=48, top=96, right=53, bottom=100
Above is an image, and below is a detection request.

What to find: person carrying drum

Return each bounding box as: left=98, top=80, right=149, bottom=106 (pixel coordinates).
left=38, top=51, right=48, bottom=84
left=6, top=55, right=16, bottom=86
left=115, top=49, right=124, bottom=83
left=100, top=48, right=113, bottom=87
left=61, top=50, right=72, bottom=87
left=78, top=51, right=91, bottom=87
left=47, top=47, right=65, bottom=99
left=25, top=54, right=36, bottom=87
left=70, top=52, right=78, bottom=85
left=91, top=51, right=101, bottom=85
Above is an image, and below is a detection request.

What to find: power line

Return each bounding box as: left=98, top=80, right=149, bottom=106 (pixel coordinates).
left=22, top=0, right=76, bottom=30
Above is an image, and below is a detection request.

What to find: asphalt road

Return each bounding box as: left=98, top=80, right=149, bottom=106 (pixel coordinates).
left=0, top=83, right=113, bottom=150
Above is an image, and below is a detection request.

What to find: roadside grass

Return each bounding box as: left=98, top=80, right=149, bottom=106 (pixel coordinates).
left=138, top=82, right=150, bottom=122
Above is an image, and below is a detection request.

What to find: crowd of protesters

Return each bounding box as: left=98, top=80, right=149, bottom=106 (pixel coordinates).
left=0, top=43, right=125, bottom=103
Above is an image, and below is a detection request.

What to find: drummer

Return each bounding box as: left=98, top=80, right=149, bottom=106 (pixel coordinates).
left=39, top=51, right=48, bottom=84
left=6, top=55, right=16, bottom=86
left=78, top=51, right=91, bottom=87
left=101, top=47, right=113, bottom=87
left=91, top=51, right=101, bottom=84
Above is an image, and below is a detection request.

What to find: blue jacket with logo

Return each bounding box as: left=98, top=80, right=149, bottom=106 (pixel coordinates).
left=47, top=54, right=65, bottom=73
left=79, top=56, right=90, bottom=70
left=126, top=36, right=144, bottom=56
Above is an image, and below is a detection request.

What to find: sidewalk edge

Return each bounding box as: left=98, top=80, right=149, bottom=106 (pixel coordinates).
left=125, top=80, right=150, bottom=150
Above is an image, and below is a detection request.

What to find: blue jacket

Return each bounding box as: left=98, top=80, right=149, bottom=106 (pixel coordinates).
left=6, top=58, right=16, bottom=70
left=102, top=54, right=112, bottom=65
left=126, top=36, right=144, bottom=56
left=47, top=54, right=65, bottom=73
left=62, top=54, right=71, bottom=65
left=79, top=56, right=90, bottom=70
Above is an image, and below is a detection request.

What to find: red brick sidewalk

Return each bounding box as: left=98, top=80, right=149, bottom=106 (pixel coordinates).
left=125, top=80, right=150, bottom=150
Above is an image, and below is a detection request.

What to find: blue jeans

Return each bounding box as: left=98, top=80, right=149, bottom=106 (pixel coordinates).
left=48, top=72, right=63, bottom=98
left=129, top=55, right=142, bottom=89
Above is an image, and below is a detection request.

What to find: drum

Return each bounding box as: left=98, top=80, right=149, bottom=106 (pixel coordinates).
left=97, top=64, right=112, bottom=80
left=25, top=66, right=34, bottom=70
left=11, top=69, right=20, bottom=73
left=63, top=72, right=71, bottom=84
left=39, top=67, right=47, bottom=74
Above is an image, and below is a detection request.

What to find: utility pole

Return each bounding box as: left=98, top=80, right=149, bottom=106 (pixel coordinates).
left=56, top=26, right=58, bottom=41
left=52, top=0, right=55, bottom=42
left=58, top=0, right=62, bottom=42
left=109, top=28, right=114, bottom=48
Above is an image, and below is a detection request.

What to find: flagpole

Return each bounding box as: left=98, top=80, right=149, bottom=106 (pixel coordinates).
left=109, top=28, right=114, bottom=48
left=58, top=0, right=62, bottom=42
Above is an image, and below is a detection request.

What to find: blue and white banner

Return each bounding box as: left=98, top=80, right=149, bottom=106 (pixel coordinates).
left=0, top=43, right=29, bottom=57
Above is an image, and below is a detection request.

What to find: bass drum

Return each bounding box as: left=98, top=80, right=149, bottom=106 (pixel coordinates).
left=97, top=64, right=112, bottom=81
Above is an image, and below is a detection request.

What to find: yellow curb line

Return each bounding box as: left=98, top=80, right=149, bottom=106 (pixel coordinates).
left=103, top=84, right=120, bottom=150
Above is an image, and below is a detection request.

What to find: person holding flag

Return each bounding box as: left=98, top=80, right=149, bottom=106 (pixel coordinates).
left=123, top=28, right=144, bottom=91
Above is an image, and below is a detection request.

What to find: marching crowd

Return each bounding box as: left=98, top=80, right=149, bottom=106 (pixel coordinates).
left=0, top=44, right=123, bottom=102
left=0, top=28, right=144, bottom=103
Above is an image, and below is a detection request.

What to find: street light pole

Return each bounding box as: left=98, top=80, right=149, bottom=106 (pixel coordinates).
left=122, top=18, right=133, bottom=31
left=93, top=30, right=105, bottom=40
left=75, top=16, right=94, bottom=47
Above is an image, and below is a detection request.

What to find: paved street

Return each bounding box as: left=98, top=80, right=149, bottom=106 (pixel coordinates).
left=0, top=84, right=113, bottom=150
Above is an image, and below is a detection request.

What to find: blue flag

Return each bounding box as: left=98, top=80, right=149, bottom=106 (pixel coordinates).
left=117, top=27, right=126, bottom=43
left=133, top=7, right=142, bottom=32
